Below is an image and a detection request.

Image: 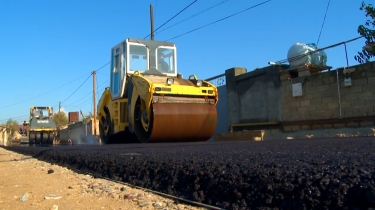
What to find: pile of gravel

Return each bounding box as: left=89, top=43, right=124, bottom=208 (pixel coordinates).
left=3, top=137, right=375, bottom=209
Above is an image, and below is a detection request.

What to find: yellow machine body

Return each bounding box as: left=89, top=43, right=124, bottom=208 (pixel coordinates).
left=24, top=106, right=57, bottom=144
left=97, top=38, right=218, bottom=143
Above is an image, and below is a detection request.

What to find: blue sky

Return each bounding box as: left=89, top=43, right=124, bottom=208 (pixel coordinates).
left=0, top=0, right=371, bottom=124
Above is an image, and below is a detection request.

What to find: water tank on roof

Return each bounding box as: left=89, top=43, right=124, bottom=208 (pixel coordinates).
left=287, top=42, right=327, bottom=68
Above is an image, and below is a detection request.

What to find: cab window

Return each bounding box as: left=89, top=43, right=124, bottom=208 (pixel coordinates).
left=157, top=48, right=175, bottom=74
left=129, top=44, right=148, bottom=72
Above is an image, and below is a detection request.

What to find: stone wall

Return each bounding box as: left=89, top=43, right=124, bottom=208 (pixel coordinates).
left=280, top=62, right=375, bottom=121
left=279, top=62, right=375, bottom=132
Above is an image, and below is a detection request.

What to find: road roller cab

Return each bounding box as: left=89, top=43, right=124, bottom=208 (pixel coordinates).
left=97, top=38, right=219, bottom=144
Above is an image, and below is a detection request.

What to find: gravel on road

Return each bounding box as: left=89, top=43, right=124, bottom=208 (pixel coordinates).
left=2, top=137, right=375, bottom=210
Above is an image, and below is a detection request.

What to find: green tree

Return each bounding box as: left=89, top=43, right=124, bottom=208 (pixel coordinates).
left=6, top=118, right=19, bottom=133
left=83, top=111, right=99, bottom=122
left=52, top=112, right=68, bottom=129
left=355, top=2, right=375, bottom=63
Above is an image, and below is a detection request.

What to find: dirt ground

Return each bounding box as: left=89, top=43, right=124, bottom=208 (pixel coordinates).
left=0, top=147, right=205, bottom=210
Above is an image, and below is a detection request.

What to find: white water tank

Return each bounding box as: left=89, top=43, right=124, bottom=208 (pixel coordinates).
left=287, top=43, right=327, bottom=68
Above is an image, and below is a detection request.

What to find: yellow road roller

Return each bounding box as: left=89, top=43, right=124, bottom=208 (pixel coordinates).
left=97, top=38, right=218, bottom=143
left=24, top=106, right=57, bottom=145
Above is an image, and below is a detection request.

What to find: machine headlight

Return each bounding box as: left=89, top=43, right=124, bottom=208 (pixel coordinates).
left=196, top=80, right=203, bottom=87
left=166, top=78, right=174, bottom=85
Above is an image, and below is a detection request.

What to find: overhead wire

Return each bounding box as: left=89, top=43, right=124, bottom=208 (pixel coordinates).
left=96, top=71, right=109, bottom=77
left=95, top=62, right=110, bottom=72
left=165, top=0, right=272, bottom=41
left=0, top=114, right=30, bottom=123
left=0, top=72, right=92, bottom=110
left=53, top=62, right=109, bottom=112
left=1, top=0, right=223, bottom=119
left=144, top=0, right=198, bottom=39
left=67, top=85, right=107, bottom=109
left=155, top=0, right=230, bottom=35
left=0, top=62, right=110, bottom=112
left=1, top=0, right=269, bottom=122
left=61, top=73, right=92, bottom=104
left=316, top=0, right=331, bottom=46
left=64, top=79, right=109, bottom=107
left=41, top=65, right=108, bottom=117
left=66, top=96, right=93, bottom=108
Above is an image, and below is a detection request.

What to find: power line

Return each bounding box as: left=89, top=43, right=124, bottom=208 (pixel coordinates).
left=155, top=0, right=229, bottom=35
left=64, top=92, right=92, bottom=107
left=0, top=62, right=110, bottom=122
left=0, top=104, right=65, bottom=123
left=316, top=0, right=331, bottom=46
left=96, top=71, right=109, bottom=77
left=96, top=62, right=110, bottom=72
left=0, top=72, right=92, bottom=110
left=144, top=0, right=198, bottom=39
left=0, top=114, right=29, bottom=123
left=64, top=79, right=109, bottom=107
left=65, top=96, right=93, bottom=108
left=165, top=0, right=271, bottom=41
left=66, top=85, right=107, bottom=109
left=0, top=63, right=110, bottom=110
left=61, top=73, right=92, bottom=104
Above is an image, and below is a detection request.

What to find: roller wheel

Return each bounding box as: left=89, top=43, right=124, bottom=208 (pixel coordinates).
left=100, top=109, right=112, bottom=144
left=47, top=133, right=53, bottom=145
left=35, top=132, right=41, bottom=145
left=28, top=135, right=34, bottom=144
left=134, top=97, right=152, bottom=143
left=41, top=132, right=48, bottom=145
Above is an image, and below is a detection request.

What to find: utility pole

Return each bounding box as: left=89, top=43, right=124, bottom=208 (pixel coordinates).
left=150, top=4, right=154, bottom=40
left=80, top=110, right=87, bottom=136
left=93, top=70, right=97, bottom=136
left=59, top=101, right=61, bottom=113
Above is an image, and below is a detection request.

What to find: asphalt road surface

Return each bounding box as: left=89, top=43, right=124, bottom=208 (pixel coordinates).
left=2, top=137, right=375, bottom=210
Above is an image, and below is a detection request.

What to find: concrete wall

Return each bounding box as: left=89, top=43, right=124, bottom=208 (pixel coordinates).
left=280, top=62, right=375, bottom=122
left=219, top=61, right=375, bottom=136
left=58, top=118, right=100, bottom=144
left=0, top=127, right=9, bottom=146
left=87, top=118, right=100, bottom=136
left=225, top=66, right=286, bottom=127
left=214, top=85, right=229, bottom=133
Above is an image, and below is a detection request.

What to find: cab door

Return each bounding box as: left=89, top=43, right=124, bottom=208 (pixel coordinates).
left=110, top=44, right=122, bottom=99
left=120, top=41, right=127, bottom=97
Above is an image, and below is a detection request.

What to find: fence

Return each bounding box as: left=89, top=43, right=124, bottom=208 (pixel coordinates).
left=205, top=73, right=226, bottom=87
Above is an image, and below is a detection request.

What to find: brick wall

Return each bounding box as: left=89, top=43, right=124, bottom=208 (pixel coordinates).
left=280, top=62, right=375, bottom=121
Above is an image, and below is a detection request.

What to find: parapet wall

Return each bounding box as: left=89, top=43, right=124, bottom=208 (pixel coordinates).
left=225, top=65, right=285, bottom=130
left=222, top=61, right=375, bottom=135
